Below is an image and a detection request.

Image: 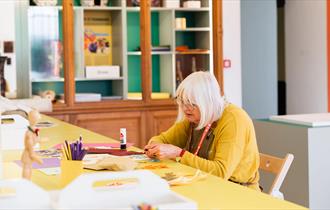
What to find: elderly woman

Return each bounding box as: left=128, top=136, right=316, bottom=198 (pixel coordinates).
left=144, top=71, right=260, bottom=190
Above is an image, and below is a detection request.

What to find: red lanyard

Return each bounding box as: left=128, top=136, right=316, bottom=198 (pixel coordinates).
left=194, top=123, right=212, bottom=155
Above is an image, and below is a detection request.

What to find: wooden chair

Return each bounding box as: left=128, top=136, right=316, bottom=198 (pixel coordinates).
left=259, top=153, right=294, bottom=199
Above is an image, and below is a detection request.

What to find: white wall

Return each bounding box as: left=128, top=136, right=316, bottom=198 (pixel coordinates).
left=0, top=1, right=17, bottom=97
left=241, top=0, right=278, bottom=119
left=223, top=0, right=242, bottom=107
left=285, top=0, right=327, bottom=114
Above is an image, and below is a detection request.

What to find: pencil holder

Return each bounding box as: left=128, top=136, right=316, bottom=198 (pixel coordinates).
left=60, top=160, right=83, bottom=188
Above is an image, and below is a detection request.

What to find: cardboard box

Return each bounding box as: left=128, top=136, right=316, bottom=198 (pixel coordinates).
left=58, top=170, right=197, bottom=209
left=85, top=65, right=120, bottom=79
left=163, top=0, right=180, bottom=8
left=1, top=115, right=28, bottom=150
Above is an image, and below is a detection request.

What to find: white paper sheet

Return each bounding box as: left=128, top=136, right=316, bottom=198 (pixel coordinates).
left=270, top=113, right=330, bottom=127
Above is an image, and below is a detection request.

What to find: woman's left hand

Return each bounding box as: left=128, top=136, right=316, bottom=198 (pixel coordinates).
left=144, top=143, right=182, bottom=160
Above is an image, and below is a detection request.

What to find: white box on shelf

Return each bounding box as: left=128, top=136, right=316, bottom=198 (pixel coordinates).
left=75, top=93, right=102, bottom=102
left=60, top=93, right=102, bottom=102
left=183, top=0, right=201, bottom=8
left=163, top=0, right=180, bottom=8
left=175, top=18, right=186, bottom=29
left=85, top=65, right=120, bottom=79
left=0, top=115, right=29, bottom=150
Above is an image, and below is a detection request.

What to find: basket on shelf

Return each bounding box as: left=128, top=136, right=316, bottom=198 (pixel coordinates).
left=127, top=0, right=161, bottom=7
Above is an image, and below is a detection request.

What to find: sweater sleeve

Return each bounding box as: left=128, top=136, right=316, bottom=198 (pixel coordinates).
left=149, top=119, right=190, bottom=148
left=180, top=112, right=245, bottom=179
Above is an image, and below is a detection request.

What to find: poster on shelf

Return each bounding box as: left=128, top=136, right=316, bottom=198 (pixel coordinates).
left=84, top=11, right=112, bottom=66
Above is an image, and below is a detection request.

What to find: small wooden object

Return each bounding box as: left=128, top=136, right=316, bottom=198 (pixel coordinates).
left=21, top=110, right=43, bottom=180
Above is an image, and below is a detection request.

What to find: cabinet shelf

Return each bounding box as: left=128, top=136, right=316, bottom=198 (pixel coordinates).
left=126, top=7, right=172, bottom=12
left=176, top=50, right=210, bottom=55
left=175, top=27, right=210, bottom=32
left=175, top=8, right=210, bottom=11
left=31, top=77, right=124, bottom=82
left=127, top=51, right=173, bottom=55
left=29, top=5, right=62, bottom=9
left=77, top=6, right=122, bottom=11
left=126, top=7, right=140, bottom=12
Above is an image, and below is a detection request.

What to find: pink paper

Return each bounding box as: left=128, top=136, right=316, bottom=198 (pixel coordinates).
left=52, top=142, right=133, bottom=150
left=15, top=158, right=60, bottom=169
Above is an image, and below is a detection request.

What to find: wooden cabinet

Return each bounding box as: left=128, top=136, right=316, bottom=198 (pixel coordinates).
left=19, top=0, right=222, bottom=146
left=71, top=111, right=145, bottom=147
left=47, top=106, right=177, bottom=147
left=50, top=114, right=70, bottom=123
left=146, top=110, right=177, bottom=141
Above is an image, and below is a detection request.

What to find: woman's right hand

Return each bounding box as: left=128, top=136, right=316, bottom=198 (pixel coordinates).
left=144, top=143, right=182, bottom=160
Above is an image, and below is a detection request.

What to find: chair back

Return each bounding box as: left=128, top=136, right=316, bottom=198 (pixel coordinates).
left=259, top=153, right=294, bottom=196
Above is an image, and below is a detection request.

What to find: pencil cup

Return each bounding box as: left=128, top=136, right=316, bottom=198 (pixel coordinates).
left=60, top=160, right=83, bottom=188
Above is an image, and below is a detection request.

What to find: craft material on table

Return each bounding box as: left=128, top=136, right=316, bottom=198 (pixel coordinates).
left=120, top=128, right=127, bottom=150
left=38, top=167, right=60, bottom=175
left=127, top=154, right=151, bottom=162
left=161, top=170, right=208, bottom=186
left=92, top=178, right=139, bottom=190
left=87, top=148, right=144, bottom=156
left=61, top=140, right=87, bottom=161
left=139, top=163, right=168, bottom=170
left=35, top=149, right=61, bottom=157
left=57, top=170, right=197, bottom=209
left=15, top=157, right=60, bottom=169
left=132, top=203, right=158, bottom=210
left=35, top=121, right=56, bottom=128
left=83, top=154, right=137, bottom=171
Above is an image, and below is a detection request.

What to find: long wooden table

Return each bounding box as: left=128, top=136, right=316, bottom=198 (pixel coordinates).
left=2, top=116, right=307, bottom=209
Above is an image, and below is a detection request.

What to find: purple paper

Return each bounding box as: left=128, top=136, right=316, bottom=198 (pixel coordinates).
left=14, top=157, right=60, bottom=169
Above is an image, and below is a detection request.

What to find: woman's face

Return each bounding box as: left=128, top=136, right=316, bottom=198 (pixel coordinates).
left=181, top=103, right=201, bottom=124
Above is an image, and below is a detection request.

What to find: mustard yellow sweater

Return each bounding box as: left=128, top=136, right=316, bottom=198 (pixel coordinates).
left=150, top=104, right=260, bottom=190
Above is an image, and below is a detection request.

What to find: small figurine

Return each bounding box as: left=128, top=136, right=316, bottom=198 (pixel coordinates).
left=21, top=110, right=43, bottom=180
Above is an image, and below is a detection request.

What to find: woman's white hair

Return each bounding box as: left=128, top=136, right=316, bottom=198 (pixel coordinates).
left=176, top=71, right=226, bottom=130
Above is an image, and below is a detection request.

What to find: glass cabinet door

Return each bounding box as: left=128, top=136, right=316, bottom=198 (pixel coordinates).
left=28, top=5, right=65, bottom=102
left=75, top=3, right=125, bottom=102
left=126, top=0, right=145, bottom=101
left=24, top=0, right=214, bottom=103
left=150, top=8, right=174, bottom=100
left=174, top=0, right=212, bottom=89
left=149, top=0, right=213, bottom=100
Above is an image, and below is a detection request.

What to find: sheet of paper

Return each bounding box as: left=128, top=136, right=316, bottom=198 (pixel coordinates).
left=14, top=157, right=60, bottom=169
left=270, top=113, right=330, bottom=127
left=35, top=121, right=56, bottom=128
left=38, top=167, right=60, bottom=176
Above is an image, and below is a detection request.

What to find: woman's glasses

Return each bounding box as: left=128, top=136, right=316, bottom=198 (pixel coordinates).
left=175, top=97, right=197, bottom=111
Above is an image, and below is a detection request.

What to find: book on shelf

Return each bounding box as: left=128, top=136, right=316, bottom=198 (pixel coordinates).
left=127, top=92, right=171, bottom=100
left=85, top=65, right=120, bottom=79
left=84, top=11, right=112, bottom=66
left=175, top=46, right=209, bottom=54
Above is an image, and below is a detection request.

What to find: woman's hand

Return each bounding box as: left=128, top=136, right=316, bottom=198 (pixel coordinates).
left=144, top=143, right=182, bottom=160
